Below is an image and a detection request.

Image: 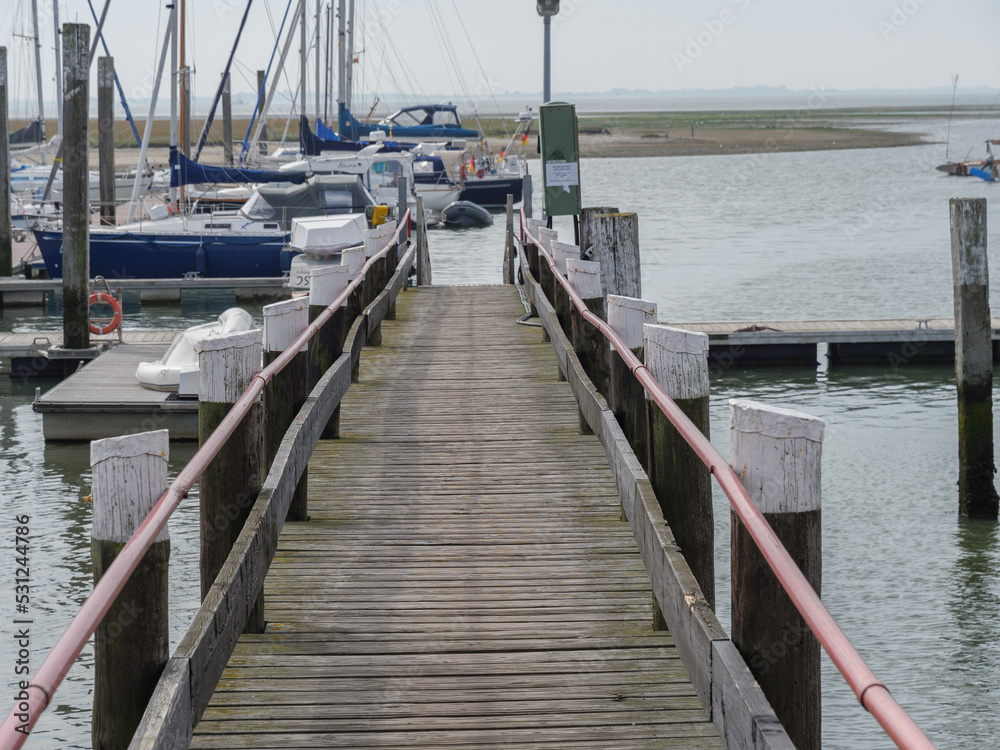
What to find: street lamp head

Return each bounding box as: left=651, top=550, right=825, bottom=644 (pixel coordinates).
left=537, top=0, right=559, bottom=17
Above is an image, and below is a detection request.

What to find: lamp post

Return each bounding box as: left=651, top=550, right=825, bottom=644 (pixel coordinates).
left=537, top=0, right=559, bottom=103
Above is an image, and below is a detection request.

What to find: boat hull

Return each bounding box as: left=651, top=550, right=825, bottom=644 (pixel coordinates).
left=34, top=229, right=293, bottom=279
left=458, top=177, right=523, bottom=208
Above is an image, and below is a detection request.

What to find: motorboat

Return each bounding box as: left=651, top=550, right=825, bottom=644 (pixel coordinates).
left=33, top=174, right=377, bottom=279
left=135, top=307, right=255, bottom=392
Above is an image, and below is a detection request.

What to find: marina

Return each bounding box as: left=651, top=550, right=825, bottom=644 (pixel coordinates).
left=1, top=1, right=1000, bottom=749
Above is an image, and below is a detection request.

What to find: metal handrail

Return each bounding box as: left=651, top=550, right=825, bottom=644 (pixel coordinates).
left=0, top=211, right=411, bottom=749
left=521, top=209, right=937, bottom=750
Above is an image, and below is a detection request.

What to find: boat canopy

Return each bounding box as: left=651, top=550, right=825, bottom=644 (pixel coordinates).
left=338, top=102, right=478, bottom=142
left=169, top=147, right=307, bottom=188
left=242, top=174, right=376, bottom=229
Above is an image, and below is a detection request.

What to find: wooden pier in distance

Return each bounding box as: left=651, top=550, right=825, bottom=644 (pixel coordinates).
left=190, top=286, right=725, bottom=749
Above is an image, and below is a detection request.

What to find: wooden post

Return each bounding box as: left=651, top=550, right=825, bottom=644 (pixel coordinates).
left=503, top=194, right=515, bottom=285
left=522, top=173, right=533, bottom=218
left=415, top=195, right=432, bottom=286
left=566, top=258, right=608, bottom=432
left=578, top=205, right=619, bottom=263
left=950, top=198, right=999, bottom=519
left=587, top=211, right=641, bottom=298
left=62, top=24, right=90, bottom=351
left=256, top=69, right=267, bottom=140
left=181, top=66, right=191, bottom=158
left=537, top=228, right=557, bottom=310
left=730, top=399, right=823, bottom=750
left=0, top=47, right=11, bottom=276
left=221, top=72, right=234, bottom=166
left=644, top=325, right=715, bottom=610
left=607, top=295, right=656, bottom=471
left=198, top=329, right=264, bottom=632
left=309, top=265, right=348, bottom=438
left=98, top=56, right=116, bottom=226
left=551, top=239, right=579, bottom=337
left=91, top=430, right=170, bottom=750
left=263, top=297, right=309, bottom=522
left=397, top=175, right=408, bottom=225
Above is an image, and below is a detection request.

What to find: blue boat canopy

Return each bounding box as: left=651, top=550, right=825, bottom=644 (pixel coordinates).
left=299, top=116, right=365, bottom=156
left=338, top=103, right=478, bottom=142
left=169, top=147, right=307, bottom=188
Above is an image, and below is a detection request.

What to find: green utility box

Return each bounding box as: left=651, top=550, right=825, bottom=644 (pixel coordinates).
left=539, top=102, right=581, bottom=217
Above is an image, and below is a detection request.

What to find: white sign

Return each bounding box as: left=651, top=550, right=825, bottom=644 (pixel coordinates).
left=545, top=160, right=579, bottom=193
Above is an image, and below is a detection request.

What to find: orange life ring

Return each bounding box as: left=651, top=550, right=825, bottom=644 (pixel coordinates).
left=88, top=292, right=122, bottom=335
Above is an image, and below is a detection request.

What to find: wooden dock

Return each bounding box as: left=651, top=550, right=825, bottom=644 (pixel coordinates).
left=190, top=286, right=725, bottom=749
left=32, top=342, right=198, bottom=440
left=0, top=329, right=177, bottom=359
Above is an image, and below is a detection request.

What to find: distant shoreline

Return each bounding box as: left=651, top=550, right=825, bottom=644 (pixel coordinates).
left=10, top=106, right=961, bottom=165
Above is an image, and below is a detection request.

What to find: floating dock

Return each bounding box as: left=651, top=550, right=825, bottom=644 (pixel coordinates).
left=32, top=342, right=198, bottom=441
left=675, top=316, right=1000, bottom=365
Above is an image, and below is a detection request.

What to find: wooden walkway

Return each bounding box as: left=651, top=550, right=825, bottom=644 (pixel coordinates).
left=191, top=286, right=723, bottom=749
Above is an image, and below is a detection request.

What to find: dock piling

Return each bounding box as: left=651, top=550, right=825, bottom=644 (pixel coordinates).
left=197, top=329, right=265, bottom=632
left=415, top=195, right=432, bottom=285
left=0, top=47, right=11, bottom=276
left=729, top=399, right=824, bottom=750
left=949, top=197, right=999, bottom=519
left=566, top=258, right=608, bottom=432
left=97, top=56, right=116, bottom=226
left=264, top=297, right=310, bottom=522
left=503, top=194, right=515, bottom=285
left=578, top=205, right=619, bottom=263
left=586, top=211, right=641, bottom=298
left=62, top=23, right=91, bottom=353
left=90, top=429, right=170, bottom=750
left=523, top=173, right=533, bottom=218
left=309, top=265, right=349, bottom=438
left=644, top=324, right=715, bottom=610
left=607, top=295, right=656, bottom=471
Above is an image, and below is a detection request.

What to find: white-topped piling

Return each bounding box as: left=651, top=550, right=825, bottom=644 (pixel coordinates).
left=90, top=429, right=170, bottom=750
left=729, top=398, right=824, bottom=750
left=643, top=324, right=714, bottom=611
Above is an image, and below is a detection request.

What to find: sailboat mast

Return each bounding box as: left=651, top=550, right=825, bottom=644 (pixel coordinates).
left=169, top=0, right=179, bottom=206
left=29, top=0, right=46, bottom=162
left=345, top=0, right=355, bottom=114
left=53, top=0, right=62, bottom=139
left=300, top=0, right=307, bottom=120
left=336, top=0, right=345, bottom=135
left=315, top=0, right=320, bottom=121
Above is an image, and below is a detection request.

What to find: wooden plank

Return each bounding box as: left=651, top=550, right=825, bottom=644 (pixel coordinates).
left=189, top=283, right=723, bottom=749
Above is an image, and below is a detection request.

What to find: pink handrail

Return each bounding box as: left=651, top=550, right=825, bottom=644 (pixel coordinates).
left=0, top=212, right=411, bottom=748
left=521, top=210, right=937, bottom=750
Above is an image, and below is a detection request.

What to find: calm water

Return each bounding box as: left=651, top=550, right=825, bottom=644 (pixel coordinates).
left=2, top=116, right=999, bottom=748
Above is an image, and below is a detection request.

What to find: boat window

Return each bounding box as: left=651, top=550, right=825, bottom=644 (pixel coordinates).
left=263, top=223, right=279, bottom=229
left=205, top=223, right=232, bottom=229
left=322, top=190, right=354, bottom=212
left=432, top=110, right=460, bottom=127
left=240, top=193, right=275, bottom=220
left=387, top=109, right=422, bottom=128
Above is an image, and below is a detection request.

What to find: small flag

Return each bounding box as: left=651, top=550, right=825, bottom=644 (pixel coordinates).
left=521, top=133, right=529, bottom=145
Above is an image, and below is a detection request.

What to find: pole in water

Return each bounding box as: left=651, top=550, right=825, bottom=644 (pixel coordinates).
left=643, top=324, right=714, bottom=610
left=730, top=399, right=823, bottom=750
left=950, top=197, right=999, bottom=519
left=0, top=48, right=12, bottom=275
left=98, top=56, right=116, bottom=226
left=62, top=23, right=91, bottom=353
left=90, top=429, right=170, bottom=750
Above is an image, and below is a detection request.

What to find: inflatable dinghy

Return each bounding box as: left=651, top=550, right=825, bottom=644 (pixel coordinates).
left=136, top=308, right=255, bottom=393
left=440, top=200, right=493, bottom=228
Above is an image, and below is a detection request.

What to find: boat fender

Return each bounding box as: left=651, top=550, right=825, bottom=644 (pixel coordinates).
left=196, top=246, right=207, bottom=275
left=88, top=292, right=122, bottom=336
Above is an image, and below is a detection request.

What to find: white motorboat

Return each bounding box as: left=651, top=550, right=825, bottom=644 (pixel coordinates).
left=135, top=308, right=256, bottom=392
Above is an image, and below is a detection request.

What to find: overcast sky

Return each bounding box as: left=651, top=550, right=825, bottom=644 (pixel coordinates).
left=2, top=0, right=999, bottom=118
